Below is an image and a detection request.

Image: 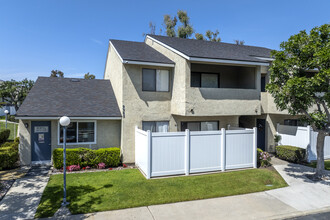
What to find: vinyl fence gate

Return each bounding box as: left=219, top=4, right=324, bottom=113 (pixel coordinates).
left=135, top=127, right=257, bottom=179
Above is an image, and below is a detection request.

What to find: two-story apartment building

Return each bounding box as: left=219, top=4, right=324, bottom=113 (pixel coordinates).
left=104, top=35, right=300, bottom=163
left=17, top=35, right=301, bottom=165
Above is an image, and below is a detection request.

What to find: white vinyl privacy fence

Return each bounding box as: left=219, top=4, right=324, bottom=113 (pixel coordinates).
left=135, top=127, right=257, bottom=179
left=277, top=124, right=330, bottom=162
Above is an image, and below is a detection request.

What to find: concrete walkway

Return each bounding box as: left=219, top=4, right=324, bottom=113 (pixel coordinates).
left=0, top=166, right=50, bottom=220
left=45, top=158, right=330, bottom=220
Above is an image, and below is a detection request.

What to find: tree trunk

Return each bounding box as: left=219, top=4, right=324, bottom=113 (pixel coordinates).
left=315, top=130, right=326, bottom=178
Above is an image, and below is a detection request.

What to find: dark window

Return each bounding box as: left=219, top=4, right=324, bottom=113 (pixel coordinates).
left=78, top=122, right=95, bottom=143
left=191, top=72, right=220, bottom=88
left=181, top=121, right=219, bottom=131
left=284, top=119, right=306, bottom=126
left=142, top=69, right=156, bottom=91
left=142, top=121, right=169, bottom=132
left=60, top=122, right=77, bottom=143
left=142, top=69, right=170, bottom=92
left=60, top=122, right=95, bottom=143
left=261, top=76, right=266, bottom=92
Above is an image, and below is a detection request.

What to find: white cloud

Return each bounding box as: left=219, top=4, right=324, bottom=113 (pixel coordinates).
left=91, top=38, right=104, bottom=46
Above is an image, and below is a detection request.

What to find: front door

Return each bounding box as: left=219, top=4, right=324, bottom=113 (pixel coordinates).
left=256, top=119, right=266, bottom=151
left=31, top=121, right=51, bottom=162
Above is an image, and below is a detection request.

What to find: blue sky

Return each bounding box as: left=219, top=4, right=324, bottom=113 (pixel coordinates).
left=0, top=0, right=329, bottom=81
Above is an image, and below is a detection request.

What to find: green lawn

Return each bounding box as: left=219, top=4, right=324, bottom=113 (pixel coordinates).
left=0, top=121, right=18, bottom=141
left=308, top=160, right=330, bottom=171
left=35, top=168, right=287, bottom=218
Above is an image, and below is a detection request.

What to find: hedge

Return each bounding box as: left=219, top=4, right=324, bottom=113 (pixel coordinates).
left=0, top=129, right=10, bottom=144
left=0, top=141, right=19, bottom=170
left=275, top=145, right=306, bottom=163
left=53, top=147, right=121, bottom=169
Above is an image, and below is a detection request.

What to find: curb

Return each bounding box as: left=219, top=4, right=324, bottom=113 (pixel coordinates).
left=269, top=206, right=330, bottom=220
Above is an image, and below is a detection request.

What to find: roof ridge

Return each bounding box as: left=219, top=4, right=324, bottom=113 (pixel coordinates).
left=147, top=34, right=272, bottom=50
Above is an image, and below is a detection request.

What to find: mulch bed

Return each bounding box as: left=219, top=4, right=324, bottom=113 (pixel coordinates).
left=0, top=179, right=15, bottom=202
left=51, top=163, right=136, bottom=175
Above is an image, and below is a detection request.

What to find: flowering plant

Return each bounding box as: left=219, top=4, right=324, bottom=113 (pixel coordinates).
left=97, top=163, right=106, bottom=169
left=259, top=152, right=271, bottom=167
left=68, top=164, right=81, bottom=172
left=108, top=167, right=113, bottom=170
left=123, top=164, right=127, bottom=168
left=86, top=166, right=91, bottom=169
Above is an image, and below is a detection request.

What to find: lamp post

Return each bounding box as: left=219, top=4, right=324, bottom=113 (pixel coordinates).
left=59, top=116, right=70, bottom=206
left=4, top=110, right=9, bottom=129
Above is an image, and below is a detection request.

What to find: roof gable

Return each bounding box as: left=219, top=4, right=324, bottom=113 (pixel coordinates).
left=16, top=77, right=121, bottom=117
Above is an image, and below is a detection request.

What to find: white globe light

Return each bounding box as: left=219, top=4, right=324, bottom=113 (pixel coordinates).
left=4, top=110, right=9, bottom=114
left=60, top=116, right=70, bottom=126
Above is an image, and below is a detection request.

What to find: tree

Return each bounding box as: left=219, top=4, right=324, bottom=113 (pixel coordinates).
left=163, top=14, right=177, bottom=37
left=195, top=33, right=204, bottom=40
left=177, top=10, right=193, bottom=38
left=0, top=79, right=35, bottom=111
left=84, top=73, right=95, bottom=79
left=266, top=24, right=330, bottom=179
left=234, top=40, right=245, bottom=45
left=50, top=70, right=64, bottom=77
left=205, top=30, right=221, bottom=42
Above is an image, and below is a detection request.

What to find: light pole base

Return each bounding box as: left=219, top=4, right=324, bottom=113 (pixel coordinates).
left=61, top=201, right=70, bottom=206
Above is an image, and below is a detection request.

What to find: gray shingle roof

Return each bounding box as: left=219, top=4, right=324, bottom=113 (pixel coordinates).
left=147, top=35, right=272, bottom=63
left=110, top=39, right=174, bottom=64
left=16, top=77, right=121, bottom=117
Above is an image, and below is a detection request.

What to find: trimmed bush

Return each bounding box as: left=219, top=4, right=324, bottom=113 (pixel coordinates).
left=275, top=145, right=306, bottom=163
left=0, top=141, right=19, bottom=170
left=257, top=148, right=263, bottom=167
left=0, top=129, right=10, bottom=144
left=53, top=147, right=121, bottom=169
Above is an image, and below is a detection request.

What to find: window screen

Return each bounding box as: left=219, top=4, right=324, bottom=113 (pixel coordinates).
left=191, top=72, right=219, bottom=88
left=181, top=121, right=219, bottom=131
left=156, top=70, right=169, bottom=91
left=78, top=122, right=95, bottom=142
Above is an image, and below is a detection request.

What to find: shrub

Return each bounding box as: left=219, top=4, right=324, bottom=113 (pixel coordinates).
left=68, top=164, right=80, bottom=172
left=257, top=148, right=263, bottom=167
left=0, top=141, right=19, bottom=170
left=97, top=163, right=106, bottom=169
left=259, top=151, right=271, bottom=167
left=53, top=147, right=121, bottom=169
left=275, top=145, right=306, bottom=163
left=0, top=129, right=10, bottom=144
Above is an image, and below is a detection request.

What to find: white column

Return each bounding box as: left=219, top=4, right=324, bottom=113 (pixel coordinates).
left=221, top=128, right=226, bottom=171
left=147, top=130, right=152, bottom=179
left=185, top=129, right=190, bottom=175
left=253, top=127, right=257, bottom=168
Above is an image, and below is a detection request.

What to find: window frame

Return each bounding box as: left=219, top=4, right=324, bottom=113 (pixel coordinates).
left=261, top=75, right=266, bottom=92
left=58, top=120, right=97, bottom=145
left=181, top=121, right=219, bottom=131
left=142, top=121, right=170, bottom=132
left=142, top=68, right=170, bottom=92
left=191, top=72, right=220, bottom=88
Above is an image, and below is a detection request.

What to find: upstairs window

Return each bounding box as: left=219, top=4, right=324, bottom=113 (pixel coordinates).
left=191, top=72, right=220, bottom=88
left=142, top=69, right=169, bottom=92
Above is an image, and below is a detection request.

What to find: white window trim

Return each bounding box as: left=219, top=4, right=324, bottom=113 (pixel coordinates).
left=57, top=120, right=97, bottom=145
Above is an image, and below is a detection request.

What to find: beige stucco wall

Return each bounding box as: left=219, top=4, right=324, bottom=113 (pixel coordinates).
left=120, top=64, right=173, bottom=162
left=145, top=37, right=188, bottom=115
left=19, top=119, right=121, bottom=165
left=18, top=120, right=31, bottom=165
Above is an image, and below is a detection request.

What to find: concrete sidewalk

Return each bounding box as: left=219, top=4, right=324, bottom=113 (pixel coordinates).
left=0, top=166, right=50, bottom=220
left=46, top=159, right=330, bottom=220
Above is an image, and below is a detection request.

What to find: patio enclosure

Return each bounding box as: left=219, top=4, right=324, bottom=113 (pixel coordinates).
left=277, top=124, right=330, bottom=162
left=135, top=127, right=257, bottom=179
